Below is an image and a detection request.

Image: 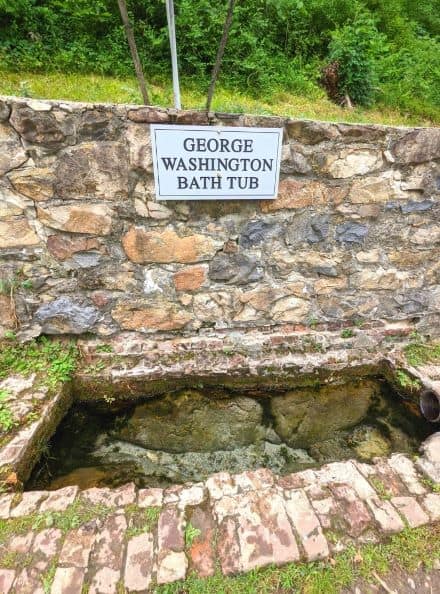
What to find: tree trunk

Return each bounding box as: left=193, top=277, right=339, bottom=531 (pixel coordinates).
left=206, top=0, right=236, bottom=112
left=117, top=0, right=150, bottom=105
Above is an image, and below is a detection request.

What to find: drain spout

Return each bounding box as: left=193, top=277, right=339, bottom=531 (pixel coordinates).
left=420, top=389, right=440, bottom=423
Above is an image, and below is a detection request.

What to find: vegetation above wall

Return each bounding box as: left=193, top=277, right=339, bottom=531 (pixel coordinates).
left=0, top=0, right=439, bottom=122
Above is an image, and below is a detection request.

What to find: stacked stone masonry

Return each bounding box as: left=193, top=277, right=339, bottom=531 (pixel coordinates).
left=0, top=433, right=439, bottom=593
left=0, top=97, right=439, bottom=339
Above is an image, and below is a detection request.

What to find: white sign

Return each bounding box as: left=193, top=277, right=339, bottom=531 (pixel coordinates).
left=151, top=125, right=282, bottom=200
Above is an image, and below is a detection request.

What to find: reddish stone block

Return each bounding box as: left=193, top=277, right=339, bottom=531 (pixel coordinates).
left=32, top=528, right=63, bottom=571
left=173, top=266, right=206, bottom=292
left=217, top=517, right=241, bottom=576
left=366, top=497, right=405, bottom=533
left=284, top=490, right=329, bottom=561
left=0, top=494, right=13, bottom=519
left=137, top=488, right=163, bottom=508
left=0, top=569, right=15, bottom=593
left=124, top=533, right=154, bottom=591
left=10, top=491, right=48, bottom=517
left=51, top=567, right=85, bottom=594
left=158, top=506, right=185, bottom=552
left=343, top=499, right=372, bottom=537
left=11, top=568, right=44, bottom=594
left=89, top=566, right=120, bottom=594
left=59, top=522, right=97, bottom=567
left=391, top=496, right=429, bottom=528
left=89, top=514, right=127, bottom=569
left=187, top=507, right=216, bottom=578
left=156, top=551, right=188, bottom=584
left=39, top=486, right=78, bottom=513
left=127, top=108, right=169, bottom=123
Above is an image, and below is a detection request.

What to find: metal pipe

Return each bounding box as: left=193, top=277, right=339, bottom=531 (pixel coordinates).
left=420, top=389, right=440, bottom=422
left=166, top=0, right=181, bottom=110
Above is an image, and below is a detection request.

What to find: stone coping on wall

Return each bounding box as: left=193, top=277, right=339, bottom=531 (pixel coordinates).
left=73, top=323, right=418, bottom=401
left=0, top=436, right=438, bottom=592
left=0, top=94, right=426, bottom=128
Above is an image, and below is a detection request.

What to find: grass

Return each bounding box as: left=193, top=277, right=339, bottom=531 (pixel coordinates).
left=0, top=336, right=78, bottom=391
left=369, top=477, right=392, bottom=501
left=155, top=524, right=440, bottom=594
left=0, top=70, right=437, bottom=126
left=0, top=498, right=114, bottom=549
left=404, top=340, right=440, bottom=367
left=0, top=389, right=17, bottom=433
left=185, top=523, right=202, bottom=548
left=395, top=369, right=422, bottom=391
left=125, top=505, right=161, bottom=539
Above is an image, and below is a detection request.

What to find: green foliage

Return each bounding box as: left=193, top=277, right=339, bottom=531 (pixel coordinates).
left=0, top=498, right=114, bottom=548
left=404, top=340, right=440, bottom=367
left=340, top=328, right=355, bottom=339
left=328, top=12, right=387, bottom=105
left=125, top=505, right=161, bottom=538
left=0, top=337, right=78, bottom=390
left=0, top=1, right=438, bottom=119
left=395, top=369, right=422, bottom=391
left=0, top=389, right=16, bottom=433
left=95, top=344, right=113, bottom=353
left=377, top=36, right=440, bottom=120
left=185, top=523, right=202, bottom=548
left=0, top=272, right=33, bottom=296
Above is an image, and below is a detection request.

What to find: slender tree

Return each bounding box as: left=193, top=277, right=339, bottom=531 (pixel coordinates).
left=117, top=0, right=150, bottom=105
left=206, top=0, right=236, bottom=112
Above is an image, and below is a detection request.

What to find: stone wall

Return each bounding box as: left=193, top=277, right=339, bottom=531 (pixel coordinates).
left=0, top=96, right=439, bottom=339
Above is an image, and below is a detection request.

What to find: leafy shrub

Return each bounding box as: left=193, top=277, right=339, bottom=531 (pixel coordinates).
left=377, top=35, right=440, bottom=119
left=327, top=13, right=387, bottom=105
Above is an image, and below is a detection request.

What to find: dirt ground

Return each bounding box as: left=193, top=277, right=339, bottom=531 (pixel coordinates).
left=345, top=565, right=440, bottom=594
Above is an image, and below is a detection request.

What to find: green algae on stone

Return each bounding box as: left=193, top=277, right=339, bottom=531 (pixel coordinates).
left=114, top=389, right=265, bottom=453
left=270, top=380, right=381, bottom=448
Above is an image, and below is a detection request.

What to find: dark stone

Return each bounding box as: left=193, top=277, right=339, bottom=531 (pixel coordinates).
left=9, top=106, right=72, bottom=149
left=400, top=200, right=434, bottom=214
left=336, top=124, right=387, bottom=141
left=35, top=296, right=99, bottom=334
left=286, top=120, right=339, bottom=144
left=0, top=101, right=10, bottom=122
left=336, top=222, right=368, bottom=244
left=176, top=110, right=210, bottom=125
left=127, top=108, right=169, bottom=123
left=77, top=270, right=105, bottom=290
left=392, top=128, right=440, bottom=164
left=315, top=266, right=338, bottom=277
left=394, top=291, right=428, bottom=315
left=54, top=141, right=128, bottom=200
left=385, top=201, right=402, bottom=211
left=209, top=252, right=263, bottom=285
left=290, top=151, right=312, bottom=174
left=215, top=112, right=244, bottom=126
left=78, top=109, right=122, bottom=140
left=307, top=216, right=329, bottom=243
left=114, top=389, right=264, bottom=453
left=239, top=220, right=279, bottom=248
